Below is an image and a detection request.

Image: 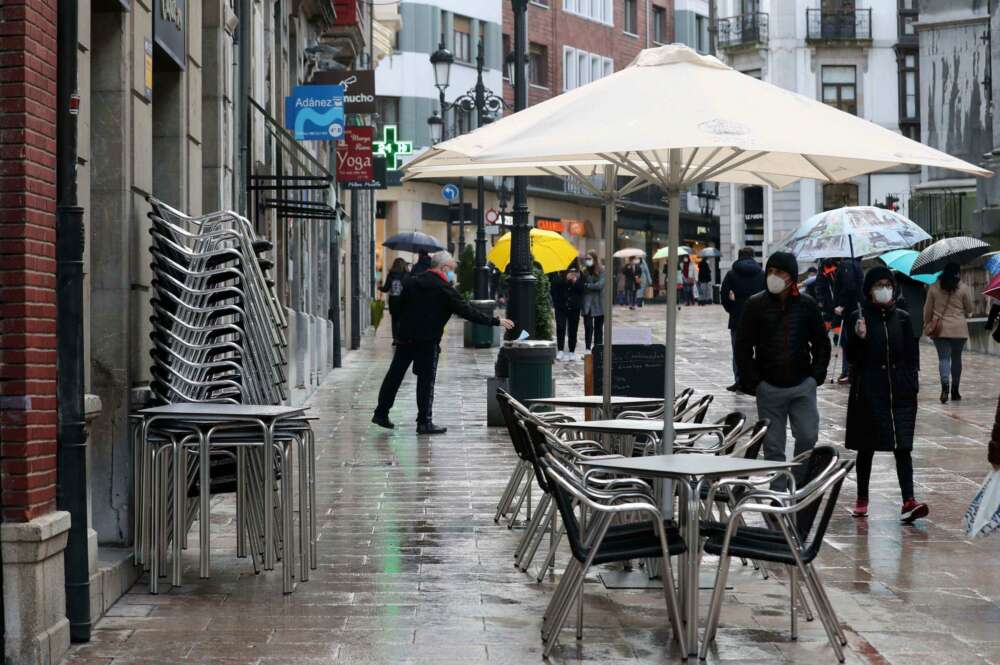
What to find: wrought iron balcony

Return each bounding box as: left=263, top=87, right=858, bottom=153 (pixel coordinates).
left=717, top=13, right=768, bottom=49
left=806, top=8, right=872, bottom=43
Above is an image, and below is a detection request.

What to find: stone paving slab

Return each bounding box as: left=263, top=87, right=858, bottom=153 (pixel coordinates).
left=63, top=305, right=1000, bottom=665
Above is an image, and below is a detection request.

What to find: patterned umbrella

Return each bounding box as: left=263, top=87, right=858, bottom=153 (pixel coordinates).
left=773, top=206, right=931, bottom=261
left=910, top=236, right=991, bottom=275
left=984, top=251, right=1000, bottom=277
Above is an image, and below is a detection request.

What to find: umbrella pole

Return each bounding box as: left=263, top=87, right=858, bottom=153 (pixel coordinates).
left=602, top=165, right=616, bottom=415
left=663, top=160, right=681, bottom=456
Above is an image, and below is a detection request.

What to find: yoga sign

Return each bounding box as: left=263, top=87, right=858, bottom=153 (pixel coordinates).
left=285, top=85, right=345, bottom=141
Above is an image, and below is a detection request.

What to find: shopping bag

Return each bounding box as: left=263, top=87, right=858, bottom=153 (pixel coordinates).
left=963, top=470, right=1000, bottom=538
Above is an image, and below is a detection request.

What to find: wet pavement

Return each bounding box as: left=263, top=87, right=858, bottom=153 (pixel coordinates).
left=64, top=304, right=1000, bottom=665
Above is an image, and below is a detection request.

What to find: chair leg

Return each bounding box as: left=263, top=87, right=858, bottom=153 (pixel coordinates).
left=790, top=566, right=798, bottom=640
left=699, top=550, right=732, bottom=659
left=507, top=474, right=531, bottom=528
left=514, top=492, right=548, bottom=563
left=520, top=502, right=555, bottom=572
left=495, top=463, right=526, bottom=523
left=798, top=561, right=845, bottom=662
left=536, top=524, right=563, bottom=583
left=655, top=525, right=687, bottom=657
left=807, top=564, right=846, bottom=645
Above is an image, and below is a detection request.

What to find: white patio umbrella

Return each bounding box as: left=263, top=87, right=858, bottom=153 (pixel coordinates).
left=402, top=44, right=989, bottom=453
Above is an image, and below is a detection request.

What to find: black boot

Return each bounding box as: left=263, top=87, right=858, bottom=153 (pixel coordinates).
left=371, top=413, right=395, bottom=429
left=417, top=422, right=447, bottom=435
left=940, top=381, right=950, bottom=404
left=951, top=382, right=962, bottom=401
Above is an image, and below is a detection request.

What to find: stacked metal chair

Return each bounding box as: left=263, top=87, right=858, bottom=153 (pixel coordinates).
left=133, top=197, right=315, bottom=594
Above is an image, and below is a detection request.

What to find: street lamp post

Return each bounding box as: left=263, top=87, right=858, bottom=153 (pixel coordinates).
left=429, top=38, right=508, bottom=298
left=429, top=43, right=455, bottom=253
left=507, top=0, right=536, bottom=337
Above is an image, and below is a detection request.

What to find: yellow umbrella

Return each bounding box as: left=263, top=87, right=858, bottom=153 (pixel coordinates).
left=488, top=228, right=578, bottom=273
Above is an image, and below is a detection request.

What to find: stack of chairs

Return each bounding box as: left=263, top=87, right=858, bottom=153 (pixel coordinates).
left=133, top=197, right=315, bottom=594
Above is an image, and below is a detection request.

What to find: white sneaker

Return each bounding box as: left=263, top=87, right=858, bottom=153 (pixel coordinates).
left=556, top=351, right=567, bottom=361
left=568, top=352, right=579, bottom=361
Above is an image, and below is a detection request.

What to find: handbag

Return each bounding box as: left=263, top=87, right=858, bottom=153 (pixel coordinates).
left=923, top=289, right=956, bottom=338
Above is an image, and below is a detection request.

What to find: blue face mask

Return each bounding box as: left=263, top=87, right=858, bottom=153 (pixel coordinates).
left=446, top=270, right=456, bottom=283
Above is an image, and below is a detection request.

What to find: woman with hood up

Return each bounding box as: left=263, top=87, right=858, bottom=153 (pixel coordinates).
left=845, top=266, right=928, bottom=523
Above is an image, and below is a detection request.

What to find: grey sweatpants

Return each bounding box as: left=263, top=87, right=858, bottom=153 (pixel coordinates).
left=756, top=377, right=820, bottom=491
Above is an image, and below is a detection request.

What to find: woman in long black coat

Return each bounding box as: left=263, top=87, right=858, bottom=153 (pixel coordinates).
left=845, top=266, right=928, bottom=523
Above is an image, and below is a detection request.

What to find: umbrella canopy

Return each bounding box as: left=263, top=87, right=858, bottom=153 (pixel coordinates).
left=653, top=246, right=692, bottom=260
left=984, top=251, right=1000, bottom=277
left=402, top=43, right=990, bottom=459
left=877, top=249, right=940, bottom=285
left=614, top=247, right=646, bottom=258
left=487, top=228, right=577, bottom=273
left=985, top=273, right=1000, bottom=300
left=911, top=236, right=992, bottom=275
left=382, top=231, right=444, bottom=254
left=773, top=206, right=931, bottom=261
left=699, top=247, right=721, bottom=258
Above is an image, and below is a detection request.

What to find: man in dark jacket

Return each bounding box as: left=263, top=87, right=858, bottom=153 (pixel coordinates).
left=410, top=250, right=432, bottom=275
left=721, top=247, right=765, bottom=391
left=373, top=251, right=514, bottom=434
left=736, top=251, right=831, bottom=489
left=833, top=256, right=864, bottom=383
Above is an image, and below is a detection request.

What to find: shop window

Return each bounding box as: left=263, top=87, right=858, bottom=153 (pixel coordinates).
left=822, top=65, right=857, bottom=115
left=823, top=182, right=859, bottom=210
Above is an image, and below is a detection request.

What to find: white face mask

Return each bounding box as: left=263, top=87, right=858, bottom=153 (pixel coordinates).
left=584, top=258, right=594, bottom=267
left=872, top=286, right=894, bottom=304
left=766, top=274, right=788, bottom=295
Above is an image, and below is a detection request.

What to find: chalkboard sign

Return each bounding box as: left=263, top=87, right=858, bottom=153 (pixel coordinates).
left=591, top=344, right=666, bottom=398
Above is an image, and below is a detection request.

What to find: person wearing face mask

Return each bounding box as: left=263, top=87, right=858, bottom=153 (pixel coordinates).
left=844, top=267, right=927, bottom=522
left=736, top=251, right=831, bottom=490
left=373, top=251, right=514, bottom=434
left=581, top=250, right=605, bottom=350
left=622, top=257, right=640, bottom=309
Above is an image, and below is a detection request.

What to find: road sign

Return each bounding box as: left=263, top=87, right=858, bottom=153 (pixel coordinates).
left=284, top=84, right=345, bottom=140
left=441, top=184, right=460, bottom=202
left=485, top=208, right=499, bottom=224
left=485, top=226, right=501, bottom=236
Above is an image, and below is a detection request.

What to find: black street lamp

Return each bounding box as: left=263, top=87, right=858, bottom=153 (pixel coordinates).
left=507, top=0, right=536, bottom=337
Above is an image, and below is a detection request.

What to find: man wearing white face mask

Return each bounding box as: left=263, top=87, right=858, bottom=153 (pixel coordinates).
left=736, top=251, right=831, bottom=490
left=844, top=266, right=927, bottom=522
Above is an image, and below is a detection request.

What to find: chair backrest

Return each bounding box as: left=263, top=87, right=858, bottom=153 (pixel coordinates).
left=736, top=419, right=769, bottom=459
left=800, top=460, right=854, bottom=562
left=534, top=439, right=592, bottom=564
left=791, top=445, right=841, bottom=539
left=718, top=411, right=747, bottom=440
left=519, top=419, right=553, bottom=494
left=679, top=394, right=713, bottom=423
left=495, top=388, right=534, bottom=463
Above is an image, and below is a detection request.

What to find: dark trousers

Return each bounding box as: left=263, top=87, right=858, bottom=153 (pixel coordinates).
left=388, top=297, right=401, bottom=340
left=855, top=448, right=915, bottom=502
left=583, top=314, right=604, bottom=350
left=729, top=329, right=739, bottom=384
left=555, top=309, right=580, bottom=352
left=932, top=337, right=966, bottom=387
left=374, top=342, right=440, bottom=424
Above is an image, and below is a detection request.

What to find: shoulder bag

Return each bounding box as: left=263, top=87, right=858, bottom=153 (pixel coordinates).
left=923, top=289, right=956, bottom=338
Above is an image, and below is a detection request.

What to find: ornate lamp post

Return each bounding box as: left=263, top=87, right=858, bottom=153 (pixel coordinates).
left=507, top=0, right=536, bottom=337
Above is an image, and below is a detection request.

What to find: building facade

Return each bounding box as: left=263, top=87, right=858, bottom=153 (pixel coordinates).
left=714, top=0, right=919, bottom=270
left=1, top=2, right=398, bottom=664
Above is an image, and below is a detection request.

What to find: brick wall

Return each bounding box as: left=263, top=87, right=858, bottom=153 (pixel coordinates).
left=0, top=0, right=59, bottom=522
left=503, top=0, right=675, bottom=108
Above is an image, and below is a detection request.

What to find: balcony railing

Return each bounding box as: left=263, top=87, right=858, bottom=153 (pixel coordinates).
left=717, top=13, right=769, bottom=49
left=806, top=8, right=872, bottom=42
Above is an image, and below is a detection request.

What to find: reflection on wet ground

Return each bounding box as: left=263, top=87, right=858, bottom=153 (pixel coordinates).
left=65, top=305, right=1000, bottom=665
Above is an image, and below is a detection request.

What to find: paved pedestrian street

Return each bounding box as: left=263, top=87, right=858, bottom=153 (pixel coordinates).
left=64, top=305, right=1000, bottom=665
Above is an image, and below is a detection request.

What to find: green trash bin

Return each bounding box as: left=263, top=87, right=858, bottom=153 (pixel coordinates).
left=502, top=340, right=556, bottom=403
left=470, top=300, right=496, bottom=348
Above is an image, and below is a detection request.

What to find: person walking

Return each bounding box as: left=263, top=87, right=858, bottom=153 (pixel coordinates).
left=697, top=257, right=713, bottom=305
left=581, top=250, right=605, bottom=350
left=833, top=256, right=863, bottom=384
left=550, top=264, right=584, bottom=361
left=682, top=257, right=696, bottom=306
left=372, top=251, right=514, bottom=434
left=411, top=250, right=432, bottom=275
left=845, top=266, right=928, bottom=522
left=923, top=262, right=975, bottom=403
left=721, top=247, right=765, bottom=392
left=736, top=251, right=831, bottom=490
left=636, top=257, right=652, bottom=308
left=379, top=257, right=408, bottom=340
left=622, top=258, right=640, bottom=309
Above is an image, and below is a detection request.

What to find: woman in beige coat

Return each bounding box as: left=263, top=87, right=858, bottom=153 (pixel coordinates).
left=923, top=262, right=975, bottom=403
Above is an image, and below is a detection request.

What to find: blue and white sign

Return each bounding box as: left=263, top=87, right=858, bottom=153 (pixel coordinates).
left=441, top=184, right=460, bottom=202
left=284, top=84, right=345, bottom=141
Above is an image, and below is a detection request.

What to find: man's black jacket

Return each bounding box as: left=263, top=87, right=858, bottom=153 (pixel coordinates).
left=736, top=290, right=831, bottom=392
left=720, top=258, right=764, bottom=331
left=834, top=259, right=863, bottom=312
left=397, top=270, right=499, bottom=344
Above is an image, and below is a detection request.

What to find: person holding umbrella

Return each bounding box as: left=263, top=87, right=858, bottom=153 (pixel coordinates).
left=845, top=266, right=928, bottom=522
left=697, top=256, right=713, bottom=304
left=923, top=262, right=975, bottom=403
left=372, top=251, right=514, bottom=434
left=622, top=257, right=641, bottom=309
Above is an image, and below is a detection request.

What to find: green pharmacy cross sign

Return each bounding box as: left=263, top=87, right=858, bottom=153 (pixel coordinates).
left=373, top=125, right=412, bottom=171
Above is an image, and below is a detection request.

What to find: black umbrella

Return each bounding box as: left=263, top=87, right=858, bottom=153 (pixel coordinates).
left=910, top=236, right=991, bottom=275
left=382, top=231, right=445, bottom=254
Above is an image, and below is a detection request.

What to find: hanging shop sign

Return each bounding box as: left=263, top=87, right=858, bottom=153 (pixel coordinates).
left=143, top=39, right=153, bottom=99
left=535, top=218, right=564, bottom=233
left=343, top=156, right=388, bottom=190
left=336, top=126, right=374, bottom=182
left=311, top=69, right=376, bottom=113
left=153, top=0, right=186, bottom=69
left=373, top=125, right=413, bottom=170
left=284, top=85, right=345, bottom=140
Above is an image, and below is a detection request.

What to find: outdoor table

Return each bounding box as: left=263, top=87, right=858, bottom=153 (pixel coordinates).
left=138, top=403, right=308, bottom=593
left=579, top=454, right=796, bottom=657
left=527, top=396, right=664, bottom=419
